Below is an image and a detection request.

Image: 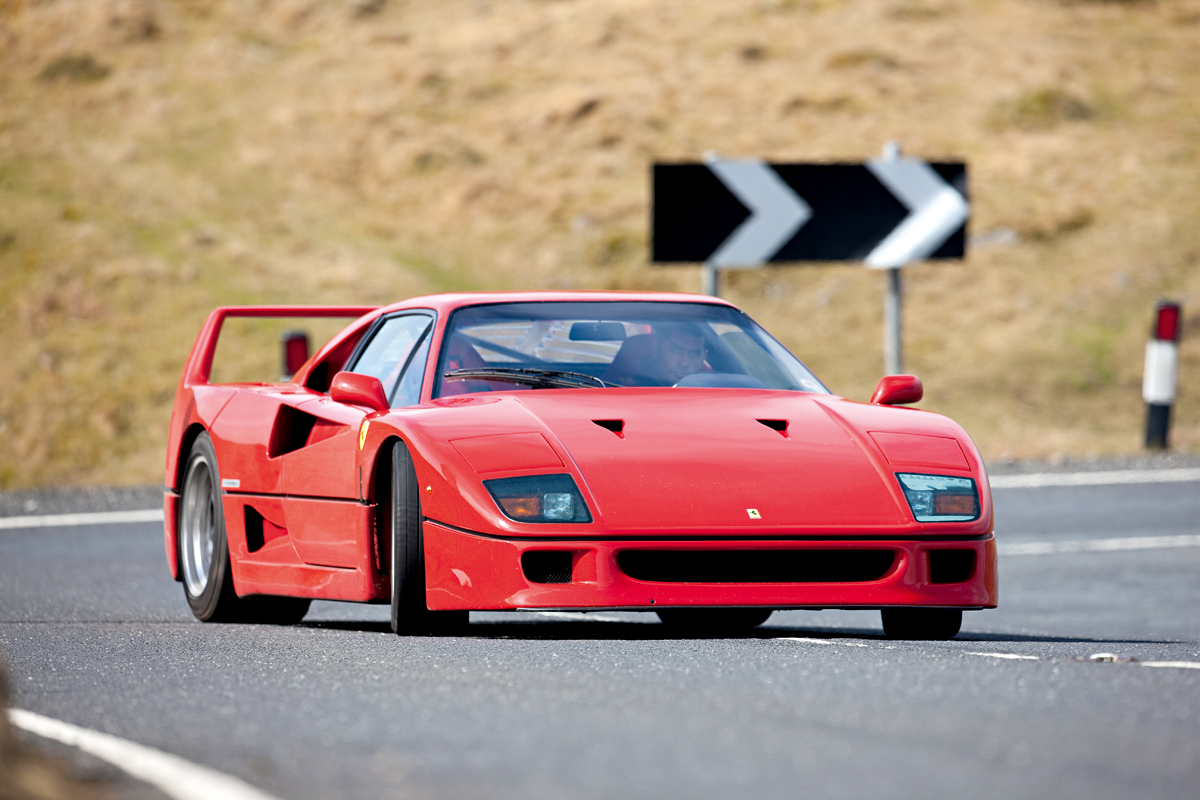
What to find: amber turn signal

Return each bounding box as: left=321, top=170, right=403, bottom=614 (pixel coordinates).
left=499, top=496, right=541, bottom=518
left=933, top=494, right=976, bottom=516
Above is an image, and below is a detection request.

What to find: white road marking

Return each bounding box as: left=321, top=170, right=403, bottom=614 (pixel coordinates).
left=989, top=468, right=1200, bottom=489
left=776, top=637, right=868, bottom=647
left=0, top=509, right=164, bottom=530
left=965, top=652, right=1039, bottom=660
left=8, top=709, right=282, bottom=800
left=1140, top=661, right=1200, bottom=670
left=999, top=534, right=1200, bottom=557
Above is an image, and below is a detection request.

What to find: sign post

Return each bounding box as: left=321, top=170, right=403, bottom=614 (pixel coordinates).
left=651, top=144, right=968, bottom=376
left=701, top=262, right=719, bottom=298
left=884, top=266, right=903, bottom=375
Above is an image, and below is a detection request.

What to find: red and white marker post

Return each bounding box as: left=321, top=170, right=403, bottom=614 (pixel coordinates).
left=1143, top=300, right=1182, bottom=449
left=281, top=330, right=310, bottom=381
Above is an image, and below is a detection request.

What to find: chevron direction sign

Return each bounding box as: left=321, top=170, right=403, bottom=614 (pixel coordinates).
left=652, top=158, right=968, bottom=268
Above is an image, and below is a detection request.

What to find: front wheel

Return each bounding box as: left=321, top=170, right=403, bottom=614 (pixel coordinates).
left=389, top=441, right=467, bottom=635
left=881, top=608, right=962, bottom=640
left=178, top=432, right=310, bottom=624
left=656, top=608, right=773, bottom=631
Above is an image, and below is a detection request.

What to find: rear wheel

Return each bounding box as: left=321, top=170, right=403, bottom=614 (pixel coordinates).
left=655, top=608, right=773, bottom=631
left=178, top=432, right=310, bottom=624
left=179, top=433, right=239, bottom=621
left=389, top=441, right=467, bottom=635
left=881, top=608, right=962, bottom=640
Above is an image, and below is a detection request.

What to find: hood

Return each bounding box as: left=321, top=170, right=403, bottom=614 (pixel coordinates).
left=506, top=389, right=976, bottom=533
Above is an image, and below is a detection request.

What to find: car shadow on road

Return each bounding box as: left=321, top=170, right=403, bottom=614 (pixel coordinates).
left=297, top=619, right=1180, bottom=645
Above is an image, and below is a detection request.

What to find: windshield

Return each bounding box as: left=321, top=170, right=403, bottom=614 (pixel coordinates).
left=434, top=301, right=829, bottom=398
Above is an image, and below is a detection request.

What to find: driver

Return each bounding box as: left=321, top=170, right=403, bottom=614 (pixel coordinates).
left=652, top=323, right=708, bottom=385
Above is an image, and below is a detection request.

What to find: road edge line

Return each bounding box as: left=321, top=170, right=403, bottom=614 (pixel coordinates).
left=998, top=534, right=1200, bottom=557
left=8, top=709, right=283, bottom=800
left=0, top=509, right=164, bottom=530
left=989, top=468, right=1200, bottom=489
left=1140, top=661, right=1200, bottom=670
left=964, top=652, right=1039, bottom=660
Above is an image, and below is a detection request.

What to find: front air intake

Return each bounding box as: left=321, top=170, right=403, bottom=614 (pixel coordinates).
left=522, top=551, right=573, bottom=584
left=244, top=506, right=266, bottom=553
left=617, top=549, right=895, bottom=583
left=929, top=549, right=976, bottom=584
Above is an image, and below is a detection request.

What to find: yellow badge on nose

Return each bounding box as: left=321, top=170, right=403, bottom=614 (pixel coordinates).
left=747, top=509, right=761, bottom=519
left=359, top=419, right=370, bottom=450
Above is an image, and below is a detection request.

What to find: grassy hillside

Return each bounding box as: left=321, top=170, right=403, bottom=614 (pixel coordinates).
left=1, top=0, right=1198, bottom=488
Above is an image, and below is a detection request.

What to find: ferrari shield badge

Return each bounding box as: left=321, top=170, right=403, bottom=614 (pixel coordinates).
left=746, top=508, right=761, bottom=519
left=359, top=419, right=370, bottom=450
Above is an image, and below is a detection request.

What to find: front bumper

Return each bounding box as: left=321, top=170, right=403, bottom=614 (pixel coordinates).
left=423, top=521, right=998, bottom=611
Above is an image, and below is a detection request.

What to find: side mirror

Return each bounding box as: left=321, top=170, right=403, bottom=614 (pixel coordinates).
left=330, top=371, right=389, bottom=413
left=870, top=374, right=923, bottom=406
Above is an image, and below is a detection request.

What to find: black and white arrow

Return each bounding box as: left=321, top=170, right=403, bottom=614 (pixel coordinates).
left=651, top=158, right=968, bottom=266
left=704, top=157, right=812, bottom=268
left=863, top=157, right=969, bottom=268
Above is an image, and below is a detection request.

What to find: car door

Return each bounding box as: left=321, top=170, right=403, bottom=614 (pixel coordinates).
left=209, top=385, right=321, bottom=496
left=281, top=312, right=435, bottom=568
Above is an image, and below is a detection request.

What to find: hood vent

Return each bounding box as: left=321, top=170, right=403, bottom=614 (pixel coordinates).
left=757, top=419, right=789, bottom=437
left=593, top=419, right=625, bottom=438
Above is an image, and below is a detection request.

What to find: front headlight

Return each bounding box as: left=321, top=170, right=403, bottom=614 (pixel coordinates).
left=896, top=473, right=979, bottom=522
left=483, top=474, right=593, bottom=523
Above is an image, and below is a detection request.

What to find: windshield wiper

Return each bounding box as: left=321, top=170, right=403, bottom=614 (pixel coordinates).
left=443, top=367, right=616, bottom=389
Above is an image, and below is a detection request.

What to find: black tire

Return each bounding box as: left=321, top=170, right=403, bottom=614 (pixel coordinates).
left=881, top=608, right=962, bottom=640
left=178, top=432, right=311, bottom=624
left=655, top=608, right=773, bottom=631
left=389, top=441, right=468, bottom=635
left=179, top=433, right=241, bottom=621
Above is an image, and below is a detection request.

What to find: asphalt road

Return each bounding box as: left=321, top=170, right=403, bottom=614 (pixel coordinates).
left=2, top=478, right=1198, bottom=800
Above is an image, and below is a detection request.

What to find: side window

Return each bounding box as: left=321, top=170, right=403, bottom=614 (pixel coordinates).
left=391, top=334, right=430, bottom=408
left=349, top=314, right=434, bottom=406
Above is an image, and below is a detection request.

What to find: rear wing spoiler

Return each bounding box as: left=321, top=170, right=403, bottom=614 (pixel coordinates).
left=182, top=306, right=378, bottom=387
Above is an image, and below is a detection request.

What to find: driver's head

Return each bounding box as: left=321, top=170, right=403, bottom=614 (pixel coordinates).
left=655, top=323, right=707, bottom=384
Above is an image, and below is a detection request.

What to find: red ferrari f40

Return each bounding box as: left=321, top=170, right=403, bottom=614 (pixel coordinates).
left=164, top=292, right=996, bottom=639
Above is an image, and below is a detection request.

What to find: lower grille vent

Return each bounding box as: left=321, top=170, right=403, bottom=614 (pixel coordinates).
left=617, top=549, right=895, bottom=584
left=522, top=551, right=573, bottom=584
left=929, top=549, right=976, bottom=584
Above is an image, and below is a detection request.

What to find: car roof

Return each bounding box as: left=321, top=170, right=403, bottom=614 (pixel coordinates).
left=373, top=291, right=739, bottom=317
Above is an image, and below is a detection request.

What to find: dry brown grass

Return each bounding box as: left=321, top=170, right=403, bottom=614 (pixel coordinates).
left=1, top=0, right=1199, bottom=488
